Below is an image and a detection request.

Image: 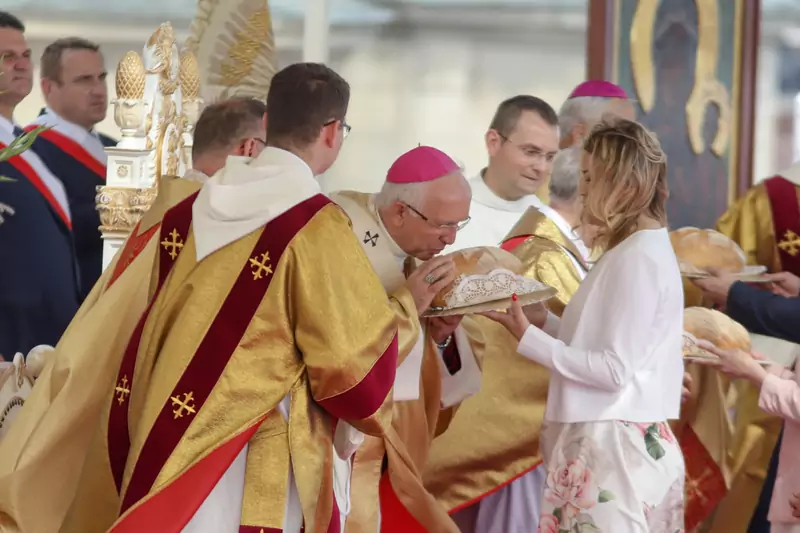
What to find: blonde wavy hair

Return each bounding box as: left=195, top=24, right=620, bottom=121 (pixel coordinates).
left=580, top=118, right=668, bottom=251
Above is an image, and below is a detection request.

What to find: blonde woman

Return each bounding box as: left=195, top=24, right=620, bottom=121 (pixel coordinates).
left=482, top=119, right=685, bottom=532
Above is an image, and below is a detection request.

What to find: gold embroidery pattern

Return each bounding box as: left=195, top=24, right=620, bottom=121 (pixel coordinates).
left=686, top=468, right=712, bottom=506
left=161, top=228, right=184, bottom=259
left=115, top=375, right=131, bottom=406
left=170, top=391, right=197, bottom=419
left=778, top=229, right=800, bottom=256
left=249, top=251, right=273, bottom=280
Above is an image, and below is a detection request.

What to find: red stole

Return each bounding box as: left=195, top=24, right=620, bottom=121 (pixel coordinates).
left=106, top=194, right=333, bottom=530
left=680, top=426, right=728, bottom=531
left=764, top=176, right=800, bottom=275
left=0, top=141, right=72, bottom=229
left=106, top=222, right=162, bottom=289
left=24, top=124, right=106, bottom=180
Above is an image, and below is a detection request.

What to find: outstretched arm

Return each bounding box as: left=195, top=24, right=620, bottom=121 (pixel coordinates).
left=485, top=256, right=663, bottom=393
left=727, top=282, right=800, bottom=345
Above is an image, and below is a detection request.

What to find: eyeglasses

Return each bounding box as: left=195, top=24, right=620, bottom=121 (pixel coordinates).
left=402, top=202, right=470, bottom=231
left=496, top=131, right=556, bottom=163
left=324, top=118, right=351, bottom=139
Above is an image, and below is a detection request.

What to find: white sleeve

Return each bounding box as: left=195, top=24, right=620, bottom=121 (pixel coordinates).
left=515, top=255, right=660, bottom=392
left=542, top=312, right=561, bottom=337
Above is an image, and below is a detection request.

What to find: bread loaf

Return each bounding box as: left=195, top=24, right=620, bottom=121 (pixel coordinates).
left=431, top=247, right=522, bottom=309
left=683, top=307, right=751, bottom=352
left=670, top=227, right=746, bottom=274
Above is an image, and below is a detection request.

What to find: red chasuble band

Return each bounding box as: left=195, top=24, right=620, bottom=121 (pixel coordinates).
left=764, top=176, right=800, bottom=275
left=107, top=221, right=161, bottom=289
left=107, top=192, right=198, bottom=492
left=0, top=142, right=72, bottom=229
left=501, top=235, right=529, bottom=252
left=25, top=125, right=106, bottom=179
left=379, top=474, right=427, bottom=533
left=680, top=426, right=727, bottom=531
left=317, top=333, right=398, bottom=420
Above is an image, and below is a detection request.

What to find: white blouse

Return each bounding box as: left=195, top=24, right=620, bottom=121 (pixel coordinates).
left=516, top=228, right=684, bottom=423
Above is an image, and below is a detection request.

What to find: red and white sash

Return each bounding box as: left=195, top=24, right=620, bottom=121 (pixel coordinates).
left=26, top=111, right=108, bottom=180
left=0, top=116, right=71, bottom=228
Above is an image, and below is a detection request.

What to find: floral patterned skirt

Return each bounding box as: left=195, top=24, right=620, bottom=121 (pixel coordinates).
left=538, top=420, right=685, bottom=533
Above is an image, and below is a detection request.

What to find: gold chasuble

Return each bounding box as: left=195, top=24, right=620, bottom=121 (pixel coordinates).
left=424, top=206, right=587, bottom=514
left=0, top=175, right=201, bottom=533
left=330, top=191, right=483, bottom=533
left=60, top=148, right=400, bottom=533
left=707, top=167, right=800, bottom=533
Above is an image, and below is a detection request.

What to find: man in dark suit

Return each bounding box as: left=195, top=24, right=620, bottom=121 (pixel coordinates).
left=693, top=270, right=800, bottom=532
left=27, top=37, right=115, bottom=296
left=0, top=11, right=81, bottom=360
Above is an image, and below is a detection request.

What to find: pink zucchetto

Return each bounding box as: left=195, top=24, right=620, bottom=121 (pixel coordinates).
left=386, top=146, right=461, bottom=184
left=567, top=80, right=629, bottom=100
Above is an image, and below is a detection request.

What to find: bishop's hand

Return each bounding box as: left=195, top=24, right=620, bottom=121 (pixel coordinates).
left=406, top=255, right=456, bottom=315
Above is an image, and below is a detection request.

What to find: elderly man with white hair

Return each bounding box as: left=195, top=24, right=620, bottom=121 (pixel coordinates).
left=423, top=145, right=590, bottom=533
left=557, top=79, right=635, bottom=149
left=330, top=145, right=484, bottom=533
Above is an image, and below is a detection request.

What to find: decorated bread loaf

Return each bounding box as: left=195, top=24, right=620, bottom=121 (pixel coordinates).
left=670, top=227, right=747, bottom=274
left=431, top=247, right=523, bottom=309
left=683, top=307, right=751, bottom=352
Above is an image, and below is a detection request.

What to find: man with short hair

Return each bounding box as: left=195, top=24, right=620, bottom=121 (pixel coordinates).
left=0, top=12, right=81, bottom=360
left=62, top=63, right=399, bottom=533
left=330, top=146, right=482, bottom=533
left=447, top=95, right=559, bottom=251
left=557, top=80, right=635, bottom=149
left=188, top=96, right=267, bottom=180
left=425, top=146, right=590, bottom=533
left=0, top=96, right=268, bottom=533
left=28, top=36, right=114, bottom=294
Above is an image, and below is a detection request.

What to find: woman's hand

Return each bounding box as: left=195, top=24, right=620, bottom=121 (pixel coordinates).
left=681, top=372, right=693, bottom=404
left=479, top=294, right=531, bottom=341
left=764, top=271, right=800, bottom=298
left=791, top=493, right=800, bottom=519
left=702, top=345, right=768, bottom=385
left=521, top=301, right=549, bottom=329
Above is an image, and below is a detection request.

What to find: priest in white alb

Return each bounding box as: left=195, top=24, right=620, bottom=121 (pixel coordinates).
left=446, top=95, right=559, bottom=252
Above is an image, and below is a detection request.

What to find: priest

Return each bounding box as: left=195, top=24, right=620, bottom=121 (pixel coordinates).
left=27, top=37, right=116, bottom=296
left=424, top=145, right=589, bottom=533
left=0, top=96, right=268, bottom=533
left=0, top=11, right=80, bottom=360
left=330, top=145, right=482, bottom=533
left=60, top=62, right=399, bottom=533
left=446, top=95, right=559, bottom=251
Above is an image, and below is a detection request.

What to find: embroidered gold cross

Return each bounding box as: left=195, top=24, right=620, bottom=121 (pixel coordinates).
left=114, top=375, right=130, bottom=405
left=170, top=391, right=196, bottom=419
left=686, top=468, right=713, bottom=505
left=249, top=251, right=273, bottom=280
left=161, top=229, right=184, bottom=260
left=778, top=229, right=800, bottom=256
